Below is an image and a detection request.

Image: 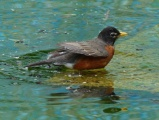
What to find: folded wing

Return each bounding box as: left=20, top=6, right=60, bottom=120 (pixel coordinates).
left=59, top=39, right=108, bottom=57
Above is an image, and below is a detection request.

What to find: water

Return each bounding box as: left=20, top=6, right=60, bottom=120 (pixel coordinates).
left=0, top=0, right=159, bottom=120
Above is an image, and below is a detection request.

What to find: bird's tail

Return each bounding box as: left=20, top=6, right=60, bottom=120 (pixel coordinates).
left=26, top=60, right=52, bottom=67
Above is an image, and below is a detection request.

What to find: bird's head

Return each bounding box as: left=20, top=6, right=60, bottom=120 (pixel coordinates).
left=98, top=26, right=127, bottom=45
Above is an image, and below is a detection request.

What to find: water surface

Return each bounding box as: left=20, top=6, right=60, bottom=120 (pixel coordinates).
left=0, top=0, right=159, bottom=120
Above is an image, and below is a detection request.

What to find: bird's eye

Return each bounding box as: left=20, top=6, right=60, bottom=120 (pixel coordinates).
left=110, top=32, right=117, bottom=38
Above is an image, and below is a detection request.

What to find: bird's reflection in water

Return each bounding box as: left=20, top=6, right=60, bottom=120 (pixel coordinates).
left=46, top=69, right=119, bottom=104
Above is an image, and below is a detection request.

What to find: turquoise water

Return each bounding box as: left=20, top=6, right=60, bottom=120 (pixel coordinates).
left=1, top=0, right=159, bottom=120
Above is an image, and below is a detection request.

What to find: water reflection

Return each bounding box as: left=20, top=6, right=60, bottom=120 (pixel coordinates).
left=43, top=69, right=123, bottom=117
left=47, top=85, right=119, bottom=105
left=46, top=69, right=120, bottom=106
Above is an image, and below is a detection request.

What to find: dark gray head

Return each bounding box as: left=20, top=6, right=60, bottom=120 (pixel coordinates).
left=98, top=26, right=121, bottom=45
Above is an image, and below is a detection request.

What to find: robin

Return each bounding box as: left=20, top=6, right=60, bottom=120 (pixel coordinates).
left=26, top=26, right=127, bottom=70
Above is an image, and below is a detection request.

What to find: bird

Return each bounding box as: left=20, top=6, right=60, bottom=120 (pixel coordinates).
left=26, top=26, right=127, bottom=70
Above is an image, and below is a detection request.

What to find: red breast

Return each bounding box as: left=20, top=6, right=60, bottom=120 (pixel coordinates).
left=73, top=45, right=114, bottom=70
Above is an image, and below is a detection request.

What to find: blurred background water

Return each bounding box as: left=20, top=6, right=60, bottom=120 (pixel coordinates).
left=0, top=0, right=159, bottom=120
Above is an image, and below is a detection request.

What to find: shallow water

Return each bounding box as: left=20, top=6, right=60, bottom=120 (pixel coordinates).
left=0, top=0, right=159, bottom=120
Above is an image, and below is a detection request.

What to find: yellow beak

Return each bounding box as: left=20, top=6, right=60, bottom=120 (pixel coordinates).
left=119, top=31, right=128, bottom=37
